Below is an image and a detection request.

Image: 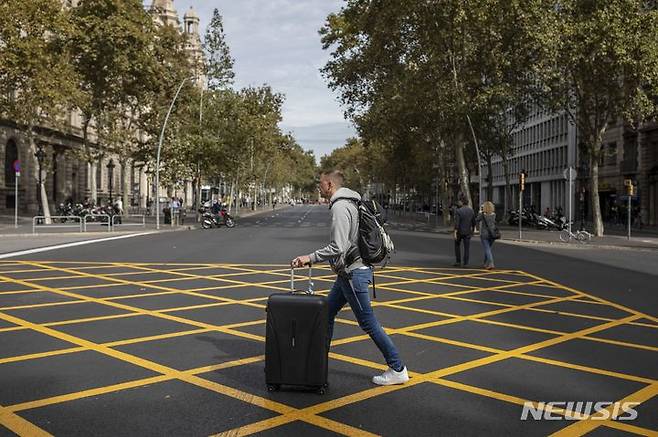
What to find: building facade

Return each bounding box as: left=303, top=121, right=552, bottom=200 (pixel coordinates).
left=487, top=105, right=577, bottom=216
left=596, top=121, right=658, bottom=226
left=485, top=105, right=658, bottom=227
left=0, top=0, right=204, bottom=216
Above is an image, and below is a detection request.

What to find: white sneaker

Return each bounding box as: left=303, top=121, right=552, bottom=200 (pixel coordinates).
left=372, top=366, right=409, bottom=385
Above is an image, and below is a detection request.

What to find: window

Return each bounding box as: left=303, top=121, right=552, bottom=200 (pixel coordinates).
left=4, top=140, right=18, bottom=185
left=600, top=142, right=617, bottom=166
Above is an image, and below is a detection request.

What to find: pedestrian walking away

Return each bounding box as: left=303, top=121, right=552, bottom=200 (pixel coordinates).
left=476, top=201, right=499, bottom=270
left=292, top=170, right=409, bottom=386
left=453, top=197, right=476, bottom=267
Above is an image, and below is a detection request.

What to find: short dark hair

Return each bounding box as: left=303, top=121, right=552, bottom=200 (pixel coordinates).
left=321, top=170, right=344, bottom=187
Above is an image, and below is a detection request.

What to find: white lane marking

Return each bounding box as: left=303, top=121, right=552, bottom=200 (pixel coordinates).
left=0, top=232, right=156, bottom=259
left=297, top=206, right=314, bottom=224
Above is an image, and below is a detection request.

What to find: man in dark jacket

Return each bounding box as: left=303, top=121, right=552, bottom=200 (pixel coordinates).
left=453, top=198, right=476, bottom=267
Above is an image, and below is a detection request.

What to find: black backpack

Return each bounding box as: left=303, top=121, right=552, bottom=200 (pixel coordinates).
left=330, top=198, right=395, bottom=267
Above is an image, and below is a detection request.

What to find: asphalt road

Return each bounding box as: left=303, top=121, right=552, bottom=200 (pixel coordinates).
left=0, top=205, right=656, bottom=436
left=12, top=205, right=657, bottom=318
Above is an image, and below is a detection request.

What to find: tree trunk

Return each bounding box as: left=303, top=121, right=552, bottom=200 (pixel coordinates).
left=195, top=172, right=202, bottom=221
left=90, top=161, right=98, bottom=204
left=589, top=152, right=604, bottom=236
left=438, top=144, right=451, bottom=226
left=454, top=136, right=472, bottom=207
left=122, top=162, right=129, bottom=214
left=81, top=117, right=97, bottom=204
left=486, top=154, right=494, bottom=201
left=502, top=155, right=512, bottom=217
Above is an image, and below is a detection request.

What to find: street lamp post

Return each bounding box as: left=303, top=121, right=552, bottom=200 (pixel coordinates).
left=156, top=76, right=195, bottom=230
left=466, top=115, right=483, bottom=206
left=107, top=159, right=115, bottom=205
left=34, top=144, right=45, bottom=218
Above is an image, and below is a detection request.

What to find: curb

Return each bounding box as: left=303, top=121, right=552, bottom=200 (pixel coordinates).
left=500, top=238, right=658, bottom=251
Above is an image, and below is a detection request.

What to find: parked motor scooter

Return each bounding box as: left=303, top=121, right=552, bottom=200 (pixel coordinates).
left=200, top=206, right=235, bottom=229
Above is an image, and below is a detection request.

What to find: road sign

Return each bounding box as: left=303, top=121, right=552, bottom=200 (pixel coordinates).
left=563, top=167, right=577, bottom=182
left=13, top=160, right=20, bottom=173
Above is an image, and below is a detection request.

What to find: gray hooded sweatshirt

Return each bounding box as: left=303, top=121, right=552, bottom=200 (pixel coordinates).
left=308, top=187, right=365, bottom=275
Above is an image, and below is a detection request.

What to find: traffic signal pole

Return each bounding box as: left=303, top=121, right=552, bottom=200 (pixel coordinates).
left=519, top=170, right=526, bottom=240
left=624, top=179, right=633, bottom=240
left=628, top=195, right=631, bottom=240
left=519, top=189, right=522, bottom=240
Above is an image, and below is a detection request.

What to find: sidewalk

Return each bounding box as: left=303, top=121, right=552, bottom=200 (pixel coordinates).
left=0, top=205, right=283, bottom=236
left=0, top=206, right=285, bottom=258
left=386, top=212, right=658, bottom=250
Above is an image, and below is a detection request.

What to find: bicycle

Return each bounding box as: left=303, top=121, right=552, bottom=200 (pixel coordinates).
left=559, top=228, right=593, bottom=243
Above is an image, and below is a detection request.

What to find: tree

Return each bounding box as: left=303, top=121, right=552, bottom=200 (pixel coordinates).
left=203, top=8, right=235, bottom=90
left=321, top=0, right=543, bottom=213
left=319, top=138, right=368, bottom=192
left=69, top=0, right=164, bottom=203
left=0, top=0, right=80, bottom=214
left=533, top=0, right=658, bottom=236
left=131, top=20, right=194, bottom=207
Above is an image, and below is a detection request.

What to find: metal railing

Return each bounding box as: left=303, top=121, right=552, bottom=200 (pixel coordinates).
left=31, top=214, right=148, bottom=234
left=32, top=216, right=83, bottom=234
left=82, top=214, right=111, bottom=232
left=111, top=214, right=145, bottom=229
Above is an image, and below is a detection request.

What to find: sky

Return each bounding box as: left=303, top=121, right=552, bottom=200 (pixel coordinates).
left=153, top=0, right=356, bottom=160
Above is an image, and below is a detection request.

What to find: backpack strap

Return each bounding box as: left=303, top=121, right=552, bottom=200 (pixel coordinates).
left=329, top=197, right=360, bottom=209
left=331, top=197, right=379, bottom=300
left=330, top=197, right=362, bottom=267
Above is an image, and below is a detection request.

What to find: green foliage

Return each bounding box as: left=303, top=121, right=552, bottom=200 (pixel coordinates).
left=69, top=0, right=169, bottom=162
left=532, top=0, right=658, bottom=235
left=0, top=2, right=316, bottom=201
left=320, top=0, right=543, bottom=206
left=0, top=0, right=80, bottom=134
left=203, top=8, right=235, bottom=90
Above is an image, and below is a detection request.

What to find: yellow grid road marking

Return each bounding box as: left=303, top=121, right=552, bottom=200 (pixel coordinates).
left=550, top=383, right=658, bottom=436
left=603, top=421, right=658, bottom=436
left=0, top=309, right=373, bottom=437
left=0, top=404, right=52, bottom=436
left=0, top=261, right=655, bottom=436
left=216, top=314, right=643, bottom=436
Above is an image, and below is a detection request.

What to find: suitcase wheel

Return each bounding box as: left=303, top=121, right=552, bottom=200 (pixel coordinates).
left=316, top=387, right=326, bottom=395
left=267, top=384, right=280, bottom=392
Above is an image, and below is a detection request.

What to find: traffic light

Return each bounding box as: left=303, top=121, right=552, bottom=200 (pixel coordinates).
left=519, top=170, right=528, bottom=192
left=625, top=179, right=634, bottom=196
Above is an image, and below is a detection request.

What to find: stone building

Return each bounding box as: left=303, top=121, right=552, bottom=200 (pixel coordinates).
left=596, top=122, right=658, bottom=226
left=0, top=0, right=204, bottom=216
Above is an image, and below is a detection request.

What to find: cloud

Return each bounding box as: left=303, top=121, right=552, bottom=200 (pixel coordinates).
left=281, top=122, right=356, bottom=161
left=156, top=0, right=352, bottom=156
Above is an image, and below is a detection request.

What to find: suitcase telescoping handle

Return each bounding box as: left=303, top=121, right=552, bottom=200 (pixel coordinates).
left=290, top=265, right=314, bottom=294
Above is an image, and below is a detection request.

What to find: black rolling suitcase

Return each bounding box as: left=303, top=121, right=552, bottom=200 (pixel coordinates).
left=265, top=266, right=329, bottom=394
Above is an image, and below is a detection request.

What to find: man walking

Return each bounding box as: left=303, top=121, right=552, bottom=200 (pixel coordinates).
left=292, top=170, right=408, bottom=386
left=453, top=197, right=476, bottom=267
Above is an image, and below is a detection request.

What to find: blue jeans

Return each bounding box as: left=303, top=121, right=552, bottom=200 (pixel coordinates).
left=327, top=268, right=404, bottom=371
left=481, top=237, right=495, bottom=267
